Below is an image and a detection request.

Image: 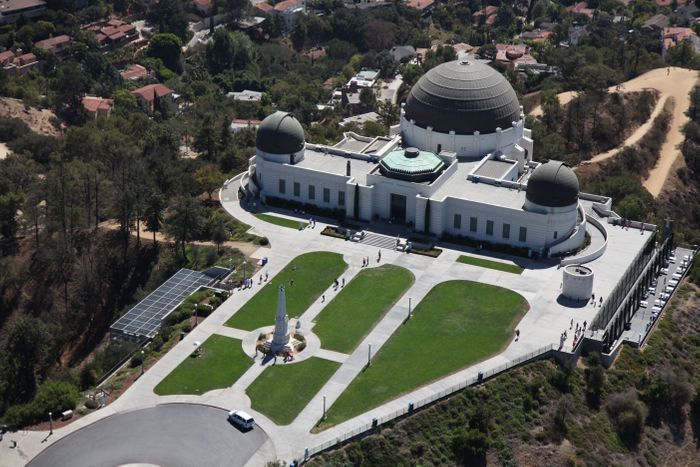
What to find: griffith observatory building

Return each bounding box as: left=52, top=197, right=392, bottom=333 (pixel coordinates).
left=245, top=59, right=586, bottom=257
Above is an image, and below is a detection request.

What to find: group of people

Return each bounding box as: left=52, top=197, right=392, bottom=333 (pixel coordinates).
left=561, top=319, right=588, bottom=350
left=361, top=250, right=382, bottom=267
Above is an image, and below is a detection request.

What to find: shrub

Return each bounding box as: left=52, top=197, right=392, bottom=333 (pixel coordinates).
left=79, top=365, right=97, bottom=390
left=3, top=381, right=80, bottom=427
left=129, top=352, right=144, bottom=368
left=182, top=323, right=192, bottom=333
left=258, top=237, right=269, bottom=246
left=84, top=399, right=98, bottom=410
left=452, top=428, right=489, bottom=463
left=605, top=390, right=647, bottom=446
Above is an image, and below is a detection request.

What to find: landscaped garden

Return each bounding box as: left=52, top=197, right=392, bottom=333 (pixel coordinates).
left=456, top=255, right=524, bottom=274
left=247, top=357, right=340, bottom=425
left=225, top=252, right=347, bottom=331
left=154, top=334, right=252, bottom=395
left=254, top=213, right=308, bottom=230
left=313, top=265, right=415, bottom=353
left=317, top=280, right=528, bottom=428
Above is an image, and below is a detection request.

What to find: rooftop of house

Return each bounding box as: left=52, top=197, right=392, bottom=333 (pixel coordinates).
left=642, top=14, right=669, bottom=29
left=567, top=1, right=594, bottom=17
left=133, top=83, right=173, bottom=101
left=120, top=64, right=149, bottom=80
left=0, top=0, right=45, bottom=14
left=82, top=96, right=113, bottom=113
left=255, top=1, right=273, bottom=12
left=405, top=0, right=434, bottom=10
left=34, top=34, right=71, bottom=51
left=274, top=0, right=303, bottom=12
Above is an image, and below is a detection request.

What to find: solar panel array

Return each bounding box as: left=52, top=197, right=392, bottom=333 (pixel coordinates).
left=110, top=269, right=214, bottom=339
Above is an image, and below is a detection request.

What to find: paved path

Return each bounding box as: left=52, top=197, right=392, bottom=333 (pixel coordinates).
left=530, top=67, right=699, bottom=196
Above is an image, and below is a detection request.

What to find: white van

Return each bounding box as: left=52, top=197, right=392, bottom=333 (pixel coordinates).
left=668, top=279, right=679, bottom=287
left=228, top=410, right=254, bottom=430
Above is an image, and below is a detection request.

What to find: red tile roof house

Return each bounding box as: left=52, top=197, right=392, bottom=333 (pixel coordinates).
left=82, top=95, right=114, bottom=119
left=472, top=5, right=498, bottom=25
left=567, top=2, right=594, bottom=18
left=34, top=34, right=71, bottom=54
left=192, top=0, right=213, bottom=15
left=93, top=22, right=138, bottom=49
left=132, top=83, right=174, bottom=114
left=120, top=64, right=149, bottom=81
left=406, top=0, right=435, bottom=15
left=0, top=49, right=38, bottom=75
left=662, top=27, right=700, bottom=59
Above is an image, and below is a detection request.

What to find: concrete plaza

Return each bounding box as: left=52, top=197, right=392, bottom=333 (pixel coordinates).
left=3, top=176, right=656, bottom=467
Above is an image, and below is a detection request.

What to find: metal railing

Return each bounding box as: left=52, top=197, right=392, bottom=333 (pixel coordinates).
left=301, top=343, right=554, bottom=462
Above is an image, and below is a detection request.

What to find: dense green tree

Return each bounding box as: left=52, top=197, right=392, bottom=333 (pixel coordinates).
left=165, top=196, right=204, bottom=257
left=1, top=315, right=48, bottom=406
left=148, top=33, right=184, bottom=74
left=143, top=192, right=167, bottom=247
left=0, top=192, right=23, bottom=242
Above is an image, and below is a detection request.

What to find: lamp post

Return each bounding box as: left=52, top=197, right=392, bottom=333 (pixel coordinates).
left=408, top=297, right=412, bottom=319
left=242, top=261, right=247, bottom=282
left=140, top=350, right=145, bottom=376
left=367, top=344, right=372, bottom=367
left=48, top=412, right=53, bottom=435
left=322, top=395, right=326, bottom=420
left=193, top=304, right=198, bottom=327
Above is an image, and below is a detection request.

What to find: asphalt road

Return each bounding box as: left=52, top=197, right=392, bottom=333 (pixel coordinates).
left=27, top=404, right=268, bottom=467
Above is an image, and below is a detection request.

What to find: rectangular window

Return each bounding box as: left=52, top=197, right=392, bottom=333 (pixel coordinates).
left=470, top=217, right=477, bottom=232
left=453, top=214, right=461, bottom=230
left=553, top=231, right=558, bottom=239
left=293, top=182, right=300, bottom=197
left=279, top=179, right=286, bottom=194
left=323, top=188, right=330, bottom=203
left=502, top=223, right=510, bottom=239
left=519, top=226, right=527, bottom=242
left=486, top=220, right=494, bottom=236
left=338, top=191, right=345, bottom=206
left=308, top=185, right=315, bottom=200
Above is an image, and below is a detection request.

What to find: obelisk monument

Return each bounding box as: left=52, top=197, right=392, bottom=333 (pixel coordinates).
left=271, top=284, right=290, bottom=352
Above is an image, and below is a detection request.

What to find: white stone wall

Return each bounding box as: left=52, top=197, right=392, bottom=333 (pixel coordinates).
left=400, top=110, right=530, bottom=160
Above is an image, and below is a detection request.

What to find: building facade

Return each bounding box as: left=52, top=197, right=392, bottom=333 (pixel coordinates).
left=247, top=60, right=586, bottom=257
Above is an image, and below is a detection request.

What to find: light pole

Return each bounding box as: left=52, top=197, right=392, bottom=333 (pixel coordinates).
left=48, top=412, right=53, bottom=435
left=242, top=261, right=247, bottom=283
left=322, top=395, right=326, bottom=420
left=408, top=297, right=412, bottom=319
left=367, top=344, right=372, bottom=367
left=193, top=304, right=198, bottom=327
left=140, top=350, right=145, bottom=376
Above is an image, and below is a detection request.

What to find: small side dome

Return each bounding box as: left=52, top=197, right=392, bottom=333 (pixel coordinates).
left=526, top=161, right=579, bottom=207
left=256, top=111, right=305, bottom=155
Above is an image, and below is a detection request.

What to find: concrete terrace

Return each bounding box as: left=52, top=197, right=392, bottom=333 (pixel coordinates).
left=6, top=176, right=657, bottom=467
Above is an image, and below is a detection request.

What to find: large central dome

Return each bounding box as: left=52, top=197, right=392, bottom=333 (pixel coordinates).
left=404, top=60, right=521, bottom=135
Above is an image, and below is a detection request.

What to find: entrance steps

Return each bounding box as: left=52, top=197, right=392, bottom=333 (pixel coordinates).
left=359, top=231, right=400, bottom=250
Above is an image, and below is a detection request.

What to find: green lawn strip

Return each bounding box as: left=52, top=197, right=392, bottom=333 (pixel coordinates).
left=154, top=334, right=252, bottom=395
left=456, top=255, right=524, bottom=274
left=320, top=280, right=528, bottom=428
left=254, top=213, right=308, bottom=230
left=225, top=252, right=348, bottom=330
left=247, top=357, right=340, bottom=425
left=313, top=265, right=415, bottom=353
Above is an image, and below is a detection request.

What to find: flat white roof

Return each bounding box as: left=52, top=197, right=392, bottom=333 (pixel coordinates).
left=295, top=149, right=377, bottom=185
left=432, top=162, right=528, bottom=209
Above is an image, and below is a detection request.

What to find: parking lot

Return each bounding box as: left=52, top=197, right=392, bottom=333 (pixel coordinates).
left=28, top=404, right=269, bottom=467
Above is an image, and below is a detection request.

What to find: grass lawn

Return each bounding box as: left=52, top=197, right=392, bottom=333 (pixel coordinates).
left=319, top=280, right=528, bottom=428
left=154, top=334, right=252, bottom=395
left=247, top=357, right=340, bottom=425
left=313, top=265, right=415, bottom=353
left=254, top=213, right=308, bottom=230
left=225, top=252, right=347, bottom=330
left=457, top=255, right=524, bottom=274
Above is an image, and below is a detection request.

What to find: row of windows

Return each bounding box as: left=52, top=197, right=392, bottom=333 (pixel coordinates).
left=453, top=214, right=527, bottom=242
left=278, top=179, right=345, bottom=206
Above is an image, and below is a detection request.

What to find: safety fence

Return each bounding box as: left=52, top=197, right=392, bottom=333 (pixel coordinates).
left=301, top=343, right=555, bottom=462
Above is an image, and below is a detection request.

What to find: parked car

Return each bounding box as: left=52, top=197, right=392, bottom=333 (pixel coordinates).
left=228, top=410, right=255, bottom=430
left=669, top=279, right=679, bottom=287
left=660, top=268, right=669, bottom=275
left=647, top=286, right=656, bottom=295
left=654, top=299, right=665, bottom=307
left=669, top=256, right=677, bottom=263
left=672, top=273, right=682, bottom=281
left=659, top=292, right=670, bottom=300
left=639, top=300, right=648, bottom=308
left=665, top=286, right=675, bottom=293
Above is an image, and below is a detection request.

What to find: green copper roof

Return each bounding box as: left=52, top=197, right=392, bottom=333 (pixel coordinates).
left=379, top=147, right=445, bottom=182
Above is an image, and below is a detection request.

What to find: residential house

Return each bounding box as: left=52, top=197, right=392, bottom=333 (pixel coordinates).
left=132, top=83, right=174, bottom=114
left=0, top=49, right=38, bottom=75
left=88, top=20, right=138, bottom=50
left=0, top=0, right=45, bottom=24
left=520, top=29, right=554, bottom=43
left=120, top=64, right=150, bottom=81
left=254, top=1, right=273, bottom=14
left=193, top=0, right=213, bottom=15
left=642, top=14, right=669, bottom=31
left=472, top=5, right=498, bottom=25
left=34, top=34, right=71, bottom=54
left=389, top=45, right=416, bottom=64
left=274, top=0, right=305, bottom=32
left=662, top=27, right=700, bottom=59
left=82, top=95, right=114, bottom=119
left=227, top=89, right=263, bottom=102
left=567, top=2, right=594, bottom=18
left=405, top=0, right=434, bottom=15
left=230, top=118, right=262, bottom=132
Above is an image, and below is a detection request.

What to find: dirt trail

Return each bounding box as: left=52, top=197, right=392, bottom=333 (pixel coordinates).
left=529, top=67, right=698, bottom=196
left=99, top=220, right=263, bottom=257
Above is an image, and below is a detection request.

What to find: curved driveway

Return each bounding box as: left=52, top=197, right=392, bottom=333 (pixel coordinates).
left=28, top=404, right=268, bottom=467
